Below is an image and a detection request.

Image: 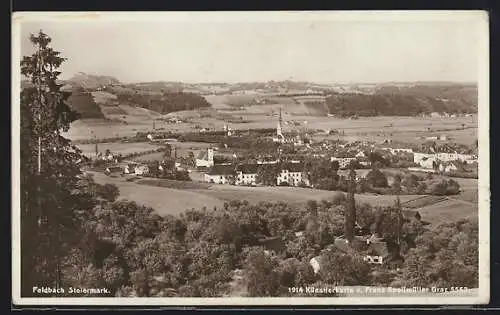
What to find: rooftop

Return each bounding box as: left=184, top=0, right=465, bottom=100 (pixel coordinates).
left=206, top=164, right=236, bottom=176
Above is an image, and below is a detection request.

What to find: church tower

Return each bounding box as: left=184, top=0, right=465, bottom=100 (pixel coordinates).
left=207, top=148, right=214, bottom=167
left=277, top=108, right=283, bottom=138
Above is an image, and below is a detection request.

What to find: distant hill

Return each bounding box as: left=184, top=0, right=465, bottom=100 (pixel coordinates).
left=66, top=72, right=121, bottom=90
left=20, top=76, right=477, bottom=119
left=325, top=84, right=477, bottom=116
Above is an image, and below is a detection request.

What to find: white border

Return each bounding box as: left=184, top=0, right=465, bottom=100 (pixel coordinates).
left=11, top=11, right=490, bottom=306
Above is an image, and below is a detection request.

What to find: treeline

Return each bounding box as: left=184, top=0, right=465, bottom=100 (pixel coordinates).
left=115, top=91, right=212, bottom=114
left=326, top=89, right=477, bottom=117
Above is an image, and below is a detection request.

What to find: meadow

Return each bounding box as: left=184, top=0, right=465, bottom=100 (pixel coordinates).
left=88, top=171, right=225, bottom=215
left=89, top=165, right=478, bottom=227
left=62, top=90, right=478, bottom=147
left=77, top=141, right=163, bottom=157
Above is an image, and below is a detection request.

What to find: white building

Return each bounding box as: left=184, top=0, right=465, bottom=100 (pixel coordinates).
left=276, top=163, right=308, bottom=186
left=196, top=148, right=215, bottom=168
left=420, top=156, right=436, bottom=169
left=123, top=163, right=137, bottom=175
left=134, top=164, right=150, bottom=175
left=204, top=165, right=235, bottom=184
left=439, top=162, right=459, bottom=173
left=435, top=152, right=476, bottom=164
left=413, top=152, right=435, bottom=166
left=235, top=164, right=259, bottom=186
left=355, top=151, right=367, bottom=158
left=330, top=157, right=357, bottom=169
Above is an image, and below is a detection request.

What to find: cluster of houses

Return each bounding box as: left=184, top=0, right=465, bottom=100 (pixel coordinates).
left=202, top=159, right=310, bottom=187
left=104, top=162, right=150, bottom=176
left=412, top=151, right=477, bottom=172
left=254, top=207, right=422, bottom=270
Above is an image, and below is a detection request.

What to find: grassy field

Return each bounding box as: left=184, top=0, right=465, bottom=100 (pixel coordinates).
left=136, top=178, right=211, bottom=190
left=416, top=198, right=477, bottom=225
left=63, top=96, right=477, bottom=146
left=77, top=141, right=162, bottom=157
left=190, top=185, right=418, bottom=208
left=88, top=168, right=476, bottom=226
left=88, top=171, right=225, bottom=215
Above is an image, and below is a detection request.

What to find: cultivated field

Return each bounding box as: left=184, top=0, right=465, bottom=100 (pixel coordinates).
left=77, top=141, right=163, bottom=157
left=88, top=171, right=225, bottom=215
left=416, top=198, right=477, bottom=225
left=88, top=167, right=477, bottom=226
left=63, top=90, right=478, bottom=146
left=190, top=185, right=418, bottom=207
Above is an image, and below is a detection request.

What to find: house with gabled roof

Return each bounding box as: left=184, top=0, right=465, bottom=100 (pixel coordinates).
left=204, top=164, right=236, bottom=184
left=332, top=235, right=401, bottom=266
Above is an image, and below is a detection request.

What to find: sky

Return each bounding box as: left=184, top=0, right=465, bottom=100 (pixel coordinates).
left=16, top=12, right=486, bottom=84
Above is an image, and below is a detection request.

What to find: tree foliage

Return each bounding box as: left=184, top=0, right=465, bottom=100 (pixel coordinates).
left=20, top=30, right=89, bottom=295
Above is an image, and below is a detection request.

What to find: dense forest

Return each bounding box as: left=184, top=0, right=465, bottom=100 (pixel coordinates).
left=115, top=91, right=212, bottom=114
left=66, top=88, right=105, bottom=119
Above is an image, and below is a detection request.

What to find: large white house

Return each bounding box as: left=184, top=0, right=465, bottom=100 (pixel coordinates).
left=235, top=164, right=259, bottom=186
left=276, top=162, right=308, bottom=186
left=330, top=157, right=357, bottom=169
left=414, top=151, right=477, bottom=168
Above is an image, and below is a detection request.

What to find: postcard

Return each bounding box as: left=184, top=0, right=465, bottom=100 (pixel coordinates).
left=11, top=11, right=490, bottom=306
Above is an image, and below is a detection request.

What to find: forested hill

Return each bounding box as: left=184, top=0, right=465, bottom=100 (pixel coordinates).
left=114, top=91, right=212, bottom=114
left=325, top=84, right=477, bottom=116
left=20, top=81, right=105, bottom=119
left=66, top=88, right=105, bottom=119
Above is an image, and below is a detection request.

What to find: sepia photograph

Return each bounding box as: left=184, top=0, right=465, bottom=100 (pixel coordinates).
left=11, top=11, right=489, bottom=306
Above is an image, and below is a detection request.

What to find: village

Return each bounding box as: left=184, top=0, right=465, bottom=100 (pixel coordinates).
left=95, top=107, right=478, bottom=190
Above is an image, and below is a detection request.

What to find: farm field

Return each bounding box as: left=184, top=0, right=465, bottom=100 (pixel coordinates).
left=129, top=141, right=212, bottom=161
left=63, top=92, right=477, bottom=146
left=62, top=119, right=150, bottom=140
left=88, top=171, right=225, bottom=215
left=77, top=141, right=163, bottom=157
left=416, top=198, right=477, bottom=225
left=89, top=169, right=476, bottom=226
left=192, top=185, right=419, bottom=207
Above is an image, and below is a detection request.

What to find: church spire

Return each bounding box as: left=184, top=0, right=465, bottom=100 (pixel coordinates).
left=277, top=107, right=283, bottom=137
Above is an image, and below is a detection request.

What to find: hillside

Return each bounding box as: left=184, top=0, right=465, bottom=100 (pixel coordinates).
left=21, top=76, right=477, bottom=120
left=66, top=72, right=121, bottom=90
left=325, top=84, right=477, bottom=117
left=66, top=89, right=105, bottom=119
left=113, top=90, right=212, bottom=114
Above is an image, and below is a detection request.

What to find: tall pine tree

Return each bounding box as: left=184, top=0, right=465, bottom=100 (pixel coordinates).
left=20, top=30, right=85, bottom=296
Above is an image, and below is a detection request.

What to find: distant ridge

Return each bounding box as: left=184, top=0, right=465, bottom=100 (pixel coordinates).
left=66, top=72, right=121, bottom=90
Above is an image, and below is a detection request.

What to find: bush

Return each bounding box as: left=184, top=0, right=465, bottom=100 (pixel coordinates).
left=426, top=179, right=461, bottom=196
left=331, top=192, right=347, bottom=205
left=366, top=168, right=388, bottom=188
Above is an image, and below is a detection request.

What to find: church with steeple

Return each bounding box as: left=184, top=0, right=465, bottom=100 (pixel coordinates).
left=272, top=108, right=285, bottom=143
left=272, top=107, right=307, bottom=145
